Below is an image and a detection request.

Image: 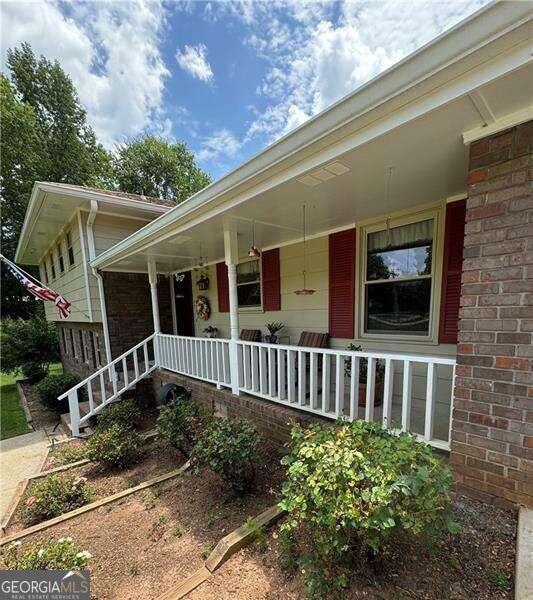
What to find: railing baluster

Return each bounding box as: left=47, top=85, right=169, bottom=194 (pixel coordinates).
left=335, top=354, right=344, bottom=418
left=87, top=380, right=94, bottom=413
left=297, top=350, right=305, bottom=406
left=243, top=345, right=251, bottom=390
left=382, top=358, right=393, bottom=428
left=322, top=354, right=330, bottom=412
left=365, top=357, right=376, bottom=422
left=309, top=352, right=317, bottom=409
left=143, top=342, right=149, bottom=374
left=99, top=371, right=106, bottom=405
left=68, top=389, right=80, bottom=437
left=133, top=349, right=139, bottom=380
left=251, top=345, right=258, bottom=391
left=349, top=356, right=359, bottom=420
left=259, top=347, right=267, bottom=394
left=277, top=349, right=286, bottom=400
left=287, top=349, right=296, bottom=403
left=424, top=362, right=435, bottom=442
left=122, top=357, right=128, bottom=389
left=402, top=361, right=412, bottom=432
left=268, top=347, right=276, bottom=397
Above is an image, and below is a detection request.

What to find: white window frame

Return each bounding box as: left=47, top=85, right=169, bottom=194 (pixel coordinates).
left=236, top=257, right=263, bottom=312
left=357, top=206, right=444, bottom=344
left=66, top=230, right=75, bottom=268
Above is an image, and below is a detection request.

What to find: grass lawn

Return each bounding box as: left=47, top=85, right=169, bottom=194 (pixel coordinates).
left=0, top=372, right=29, bottom=441
left=0, top=363, right=62, bottom=441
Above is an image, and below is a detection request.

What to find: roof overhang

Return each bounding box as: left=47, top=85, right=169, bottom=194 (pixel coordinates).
left=85, top=2, right=531, bottom=273
left=15, top=182, right=169, bottom=265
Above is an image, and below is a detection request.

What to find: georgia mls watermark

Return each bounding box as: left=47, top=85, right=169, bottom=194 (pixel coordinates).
left=0, top=570, right=90, bottom=600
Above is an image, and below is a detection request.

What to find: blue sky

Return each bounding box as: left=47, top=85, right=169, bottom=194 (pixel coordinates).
left=1, top=0, right=490, bottom=180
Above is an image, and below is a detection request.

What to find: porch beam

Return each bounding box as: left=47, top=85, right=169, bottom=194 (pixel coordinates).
left=147, top=257, right=161, bottom=334
left=223, top=223, right=240, bottom=396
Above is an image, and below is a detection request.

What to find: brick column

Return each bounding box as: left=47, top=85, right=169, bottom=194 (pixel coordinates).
left=451, top=121, right=532, bottom=510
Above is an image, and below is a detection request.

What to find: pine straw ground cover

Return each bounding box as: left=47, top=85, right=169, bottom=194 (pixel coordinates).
left=6, top=438, right=184, bottom=535
left=2, top=441, right=285, bottom=600
left=189, top=494, right=516, bottom=600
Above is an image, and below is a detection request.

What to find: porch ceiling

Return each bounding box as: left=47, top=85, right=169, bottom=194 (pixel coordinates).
left=92, top=6, right=532, bottom=275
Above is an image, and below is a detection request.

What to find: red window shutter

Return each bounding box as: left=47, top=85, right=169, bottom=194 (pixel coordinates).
left=329, top=229, right=356, bottom=338
left=439, top=199, right=467, bottom=343
left=262, top=248, right=281, bottom=311
left=216, top=262, right=229, bottom=313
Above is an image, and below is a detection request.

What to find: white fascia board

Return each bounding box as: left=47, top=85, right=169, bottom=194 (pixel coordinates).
left=14, top=183, right=46, bottom=263
left=462, top=105, right=533, bottom=144
left=92, top=2, right=532, bottom=270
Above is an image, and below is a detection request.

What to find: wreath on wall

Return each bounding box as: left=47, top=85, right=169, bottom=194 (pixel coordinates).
left=195, top=295, right=211, bottom=321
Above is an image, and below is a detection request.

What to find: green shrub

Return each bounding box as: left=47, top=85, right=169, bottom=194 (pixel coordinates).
left=85, top=423, right=142, bottom=469
left=157, top=396, right=210, bottom=453
left=0, top=317, right=59, bottom=382
left=279, top=421, right=456, bottom=597
left=97, top=398, right=142, bottom=431
left=46, top=442, right=87, bottom=468
left=20, top=474, right=93, bottom=524
left=192, top=418, right=261, bottom=495
left=0, top=538, right=91, bottom=570
left=34, top=372, right=82, bottom=412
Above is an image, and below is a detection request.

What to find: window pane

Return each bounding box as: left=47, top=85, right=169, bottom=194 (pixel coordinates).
left=237, top=282, right=261, bottom=307
left=367, top=245, right=432, bottom=280
left=237, top=260, right=260, bottom=284
left=365, top=279, right=431, bottom=334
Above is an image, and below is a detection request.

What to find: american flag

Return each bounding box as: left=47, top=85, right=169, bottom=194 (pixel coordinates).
left=2, top=257, right=71, bottom=319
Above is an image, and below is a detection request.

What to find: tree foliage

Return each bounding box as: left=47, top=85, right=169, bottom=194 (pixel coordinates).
left=113, top=136, right=211, bottom=202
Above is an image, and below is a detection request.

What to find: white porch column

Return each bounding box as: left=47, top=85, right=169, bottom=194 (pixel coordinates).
left=147, top=257, right=160, bottom=333
left=224, top=224, right=240, bottom=395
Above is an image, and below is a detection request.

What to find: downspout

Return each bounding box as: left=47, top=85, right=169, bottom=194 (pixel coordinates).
left=86, top=200, right=113, bottom=365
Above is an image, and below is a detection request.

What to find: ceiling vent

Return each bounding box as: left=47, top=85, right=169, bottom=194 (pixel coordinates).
left=297, top=161, right=350, bottom=187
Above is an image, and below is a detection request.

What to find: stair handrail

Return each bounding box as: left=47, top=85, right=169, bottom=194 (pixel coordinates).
left=57, top=333, right=157, bottom=400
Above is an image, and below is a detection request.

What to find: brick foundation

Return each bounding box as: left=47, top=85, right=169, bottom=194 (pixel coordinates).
left=103, top=271, right=173, bottom=358
left=451, top=121, right=532, bottom=509
left=152, top=369, right=329, bottom=446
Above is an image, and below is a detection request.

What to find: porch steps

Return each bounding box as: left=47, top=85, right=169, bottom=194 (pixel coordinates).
left=60, top=402, right=93, bottom=437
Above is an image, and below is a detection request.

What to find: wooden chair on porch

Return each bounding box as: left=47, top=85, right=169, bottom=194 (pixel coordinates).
left=240, top=329, right=263, bottom=342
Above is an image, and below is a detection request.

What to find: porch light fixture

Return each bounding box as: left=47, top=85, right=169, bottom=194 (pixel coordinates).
left=248, top=220, right=261, bottom=258
left=294, top=204, right=316, bottom=296
left=196, top=273, right=209, bottom=291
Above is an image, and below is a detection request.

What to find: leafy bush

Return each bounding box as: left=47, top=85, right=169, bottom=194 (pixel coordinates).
left=46, top=441, right=87, bottom=468
left=0, top=317, right=59, bottom=382
left=97, top=398, right=142, bottom=431
left=34, top=372, right=81, bottom=412
left=85, top=423, right=142, bottom=469
left=192, top=418, right=261, bottom=495
left=20, top=474, right=93, bottom=524
left=1, top=538, right=91, bottom=570
left=157, top=396, right=210, bottom=453
left=279, top=421, right=456, bottom=597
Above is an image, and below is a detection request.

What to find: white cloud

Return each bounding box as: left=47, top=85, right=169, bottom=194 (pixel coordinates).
left=0, top=0, right=169, bottom=148
left=197, top=129, right=241, bottom=163
left=175, top=44, right=214, bottom=82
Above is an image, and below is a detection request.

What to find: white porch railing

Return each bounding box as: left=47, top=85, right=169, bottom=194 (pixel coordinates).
left=62, top=333, right=455, bottom=450
left=58, top=334, right=157, bottom=436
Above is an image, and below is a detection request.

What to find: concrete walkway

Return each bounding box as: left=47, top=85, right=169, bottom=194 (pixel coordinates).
left=516, top=507, right=533, bottom=600
left=0, top=430, right=49, bottom=520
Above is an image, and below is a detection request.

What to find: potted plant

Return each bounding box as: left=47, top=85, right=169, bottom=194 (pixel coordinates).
left=203, top=325, right=218, bottom=338
left=345, top=344, right=385, bottom=407
left=264, top=322, right=284, bottom=344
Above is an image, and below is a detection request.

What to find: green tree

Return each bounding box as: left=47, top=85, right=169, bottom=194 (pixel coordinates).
left=113, top=136, right=211, bottom=203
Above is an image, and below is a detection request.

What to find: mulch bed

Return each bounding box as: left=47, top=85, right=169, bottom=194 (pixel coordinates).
left=6, top=439, right=185, bottom=535
left=2, top=441, right=285, bottom=600
left=19, top=380, right=61, bottom=433
left=190, top=495, right=517, bottom=600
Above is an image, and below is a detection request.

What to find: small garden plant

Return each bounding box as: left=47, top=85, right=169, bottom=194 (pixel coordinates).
left=20, top=474, right=93, bottom=525
left=0, top=538, right=91, bottom=570
left=35, top=372, right=82, bottom=413
left=97, top=398, right=142, bottom=431
left=85, top=423, right=142, bottom=469
left=279, top=420, right=457, bottom=598
left=157, top=395, right=210, bottom=453
left=192, top=418, right=261, bottom=495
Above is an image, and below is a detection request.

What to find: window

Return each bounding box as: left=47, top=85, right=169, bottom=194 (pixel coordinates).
left=42, top=262, right=49, bottom=284
left=66, top=231, right=75, bottom=267
left=57, top=242, right=65, bottom=274
left=78, top=330, right=86, bottom=363
left=236, top=259, right=261, bottom=308
left=69, top=329, right=75, bottom=357
left=49, top=252, right=56, bottom=279
left=92, top=332, right=102, bottom=367
left=364, top=218, right=434, bottom=336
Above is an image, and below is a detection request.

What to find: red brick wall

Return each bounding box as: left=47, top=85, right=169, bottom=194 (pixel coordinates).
left=56, top=322, right=104, bottom=380
left=152, top=370, right=328, bottom=446
left=103, top=272, right=174, bottom=359
left=451, top=121, right=532, bottom=509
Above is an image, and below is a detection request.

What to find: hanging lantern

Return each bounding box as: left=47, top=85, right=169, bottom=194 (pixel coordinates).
left=248, top=220, right=261, bottom=258
left=294, top=204, right=316, bottom=296
left=197, top=273, right=209, bottom=291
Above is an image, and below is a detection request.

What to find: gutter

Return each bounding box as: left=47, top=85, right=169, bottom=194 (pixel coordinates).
left=86, top=201, right=113, bottom=364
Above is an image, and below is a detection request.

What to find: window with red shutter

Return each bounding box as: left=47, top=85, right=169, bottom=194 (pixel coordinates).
left=216, top=262, right=229, bottom=312
left=329, top=229, right=356, bottom=338
left=262, top=248, right=281, bottom=311
left=439, top=199, right=466, bottom=343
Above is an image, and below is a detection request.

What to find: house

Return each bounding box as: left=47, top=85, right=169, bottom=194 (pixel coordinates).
left=15, top=2, right=532, bottom=510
